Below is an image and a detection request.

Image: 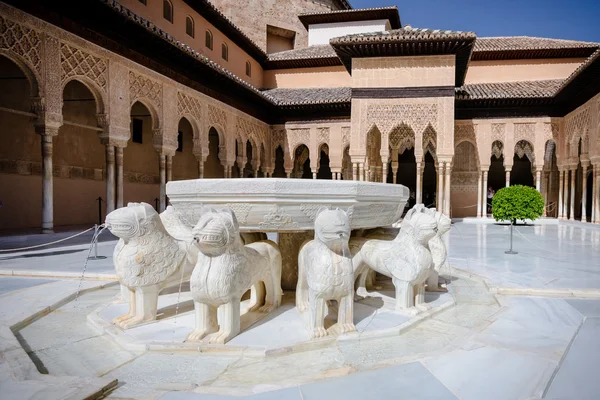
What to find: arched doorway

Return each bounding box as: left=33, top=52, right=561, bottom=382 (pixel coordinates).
left=54, top=79, right=104, bottom=226
left=423, top=152, right=437, bottom=207
left=489, top=140, right=505, bottom=192
left=205, top=127, right=224, bottom=178
left=125, top=101, right=160, bottom=207
left=511, top=140, right=534, bottom=187
left=173, top=117, right=197, bottom=181
left=317, top=143, right=332, bottom=179
left=366, top=127, right=382, bottom=182
left=272, top=145, right=286, bottom=177
left=585, top=169, right=593, bottom=221
left=543, top=140, right=559, bottom=218
left=341, top=146, right=351, bottom=180
left=244, top=140, right=254, bottom=177
left=451, top=141, right=479, bottom=217
left=293, top=144, right=311, bottom=179
left=232, top=138, right=242, bottom=178
left=259, top=143, right=266, bottom=177
left=396, top=148, right=416, bottom=207
left=0, top=55, right=41, bottom=230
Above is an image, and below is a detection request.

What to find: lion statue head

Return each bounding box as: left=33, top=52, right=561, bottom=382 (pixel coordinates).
left=314, top=207, right=350, bottom=251
left=105, top=202, right=160, bottom=241
left=402, top=204, right=450, bottom=238
left=192, top=207, right=241, bottom=257
left=400, top=212, right=438, bottom=246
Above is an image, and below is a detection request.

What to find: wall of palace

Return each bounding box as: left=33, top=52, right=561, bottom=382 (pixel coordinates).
left=352, top=56, right=456, bottom=88
left=263, top=65, right=351, bottom=89
left=209, top=0, right=343, bottom=53
left=464, top=58, right=586, bottom=84
left=119, top=0, right=264, bottom=88
left=0, top=3, right=271, bottom=230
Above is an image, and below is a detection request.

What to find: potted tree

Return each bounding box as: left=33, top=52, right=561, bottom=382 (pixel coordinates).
left=491, top=185, right=544, bottom=254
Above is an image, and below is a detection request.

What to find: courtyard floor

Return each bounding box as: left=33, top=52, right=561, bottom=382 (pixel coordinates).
left=0, top=221, right=599, bottom=399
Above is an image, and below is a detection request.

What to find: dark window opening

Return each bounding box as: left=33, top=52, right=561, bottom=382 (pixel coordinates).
left=177, top=131, right=183, bottom=152
left=163, top=0, right=173, bottom=23
left=186, top=16, right=194, bottom=37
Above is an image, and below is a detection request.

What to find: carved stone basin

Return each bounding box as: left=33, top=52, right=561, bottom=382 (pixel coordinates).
left=166, top=178, right=409, bottom=232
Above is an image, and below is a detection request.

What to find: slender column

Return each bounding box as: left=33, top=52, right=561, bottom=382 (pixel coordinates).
left=505, top=168, right=511, bottom=187
left=166, top=155, right=173, bottom=182
left=105, top=145, right=116, bottom=215
left=359, top=163, right=365, bottom=182
left=569, top=168, right=576, bottom=221
left=482, top=169, right=489, bottom=217
left=391, top=162, right=398, bottom=184
left=416, top=162, right=423, bottom=204
left=382, top=165, right=387, bottom=184
left=535, top=168, right=542, bottom=192
left=197, top=159, right=204, bottom=178
left=437, top=162, right=444, bottom=211
left=593, top=165, right=597, bottom=223
left=582, top=165, right=588, bottom=222
left=543, top=172, right=549, bottom=217
left=116, top=146, right=124, bottom=209
left=158, top=154, right=166, bottom=212
left=352, top=163, right=357, bottom=181
left=476, top=169, right=483, bottom=218
left=593, top=163, right=600, bottom=224
left=312, top=172, right=317, bottom=180
left=558, top=169, right=564, bottom=219
left=444, top=162, right=451, bottom=215
left=41, top=135, right=55, bottom=233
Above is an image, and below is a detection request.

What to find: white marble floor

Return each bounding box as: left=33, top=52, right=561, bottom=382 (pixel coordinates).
left=448, top=221, right=600, bottom=291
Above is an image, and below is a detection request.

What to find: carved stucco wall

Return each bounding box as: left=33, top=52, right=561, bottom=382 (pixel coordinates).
left=350, top=97, right=455, bottom=164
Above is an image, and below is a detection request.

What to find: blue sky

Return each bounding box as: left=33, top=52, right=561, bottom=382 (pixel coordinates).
left=351, top=0, right=600, bottom=42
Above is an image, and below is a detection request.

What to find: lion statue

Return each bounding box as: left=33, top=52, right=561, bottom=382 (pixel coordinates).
left=402, top=205, right=451, bottom=292
left=296, top=208, right=355, bottom=338
left=186, top=207, right=282, bottom=344
left=350, top=212, right=438, bottom=314
left=105, top=202, right=198, bottom=329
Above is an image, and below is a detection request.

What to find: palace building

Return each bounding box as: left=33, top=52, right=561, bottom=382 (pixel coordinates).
left=1, top=0, right=599, bottom=232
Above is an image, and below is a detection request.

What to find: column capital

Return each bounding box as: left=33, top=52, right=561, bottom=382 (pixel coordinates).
left=34, top=124, right=60, bottom=137
left=100, top=137, right=128, bottom=148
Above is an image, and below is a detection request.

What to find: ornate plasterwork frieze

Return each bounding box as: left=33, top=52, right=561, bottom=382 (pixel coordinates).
left=177, top=91, right=202, bottom=123
left=60, top=42, right=107, bottom=93
left=0, top=15, right=42, bottom=76
left=129, top=71, right=162, bottom=110
left=365, top=104, right=438, bottom=137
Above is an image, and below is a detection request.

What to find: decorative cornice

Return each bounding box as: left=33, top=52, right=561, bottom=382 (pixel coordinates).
left=352, top=86, right=455, bottom=99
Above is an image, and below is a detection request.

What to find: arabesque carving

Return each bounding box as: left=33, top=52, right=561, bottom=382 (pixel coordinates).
left=0, top=15, right=41, bottom=75
left=60, top=42, right=107, bottom=92
left=129, top=71, right=162, bottom=109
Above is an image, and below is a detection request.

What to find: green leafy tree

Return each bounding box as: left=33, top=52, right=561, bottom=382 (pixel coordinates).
left=492, top=185, right=544, bottom=223
left=492, top=185, right=544, bottom=254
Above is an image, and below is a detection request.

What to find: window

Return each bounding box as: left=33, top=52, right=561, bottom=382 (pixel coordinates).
left=177, top=131, right=183, bottom=152
left=185, top=16, right=194, bottom=38
left=132, top=119, right=143, bottom=144
left=138, top=0, right=147, bottom=5
left=205, top=30, right=213, bottom=50
left=245, top=61, right=251, bottom=77
left=163, top=0, right=173, bottom=23
left=221, top=43, right=228, bottom=61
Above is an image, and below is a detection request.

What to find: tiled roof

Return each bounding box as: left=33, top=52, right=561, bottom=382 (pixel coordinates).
left=474, top=36, right=598, bottom=52
left=455, top=80, right=563, bottom=100
left=267, top=45, right=339, bottom=61
left=261, top=87, right=351, bottom=106
left=557, top=48, right=600, bottom=92
left=472, top=36, right=599, bottom=60
left=298, top=6, right=401, bottom=29
left=330, top=26, right=476, bottom=44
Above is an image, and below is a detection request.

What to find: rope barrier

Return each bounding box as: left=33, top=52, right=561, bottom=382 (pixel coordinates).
left=0, top=226, right=96, bottom=253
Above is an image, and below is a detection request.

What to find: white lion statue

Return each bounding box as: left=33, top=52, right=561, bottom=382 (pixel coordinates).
left=350, top=212, right=438, bottom=314
left=402, top=205, right=451, bottom=292
left=296, top=208, right=355, bottom=338
left=186, top=207, right=282, bottom=344
left=105, top=202, right=198, bottom=329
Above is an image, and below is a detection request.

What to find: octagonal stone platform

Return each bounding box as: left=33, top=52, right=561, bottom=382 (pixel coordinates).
left=88, top=278, right=453, bottom=356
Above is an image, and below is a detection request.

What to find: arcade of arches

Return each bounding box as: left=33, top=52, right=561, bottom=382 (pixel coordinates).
left=0, top=6, right=599, bottom=232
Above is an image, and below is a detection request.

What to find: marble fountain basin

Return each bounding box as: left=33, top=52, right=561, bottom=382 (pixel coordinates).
left=166, top=178, right=409, bottom=232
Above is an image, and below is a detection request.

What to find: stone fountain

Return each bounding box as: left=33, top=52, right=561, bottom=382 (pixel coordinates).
left=93, top=178, right=453, bottom=351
